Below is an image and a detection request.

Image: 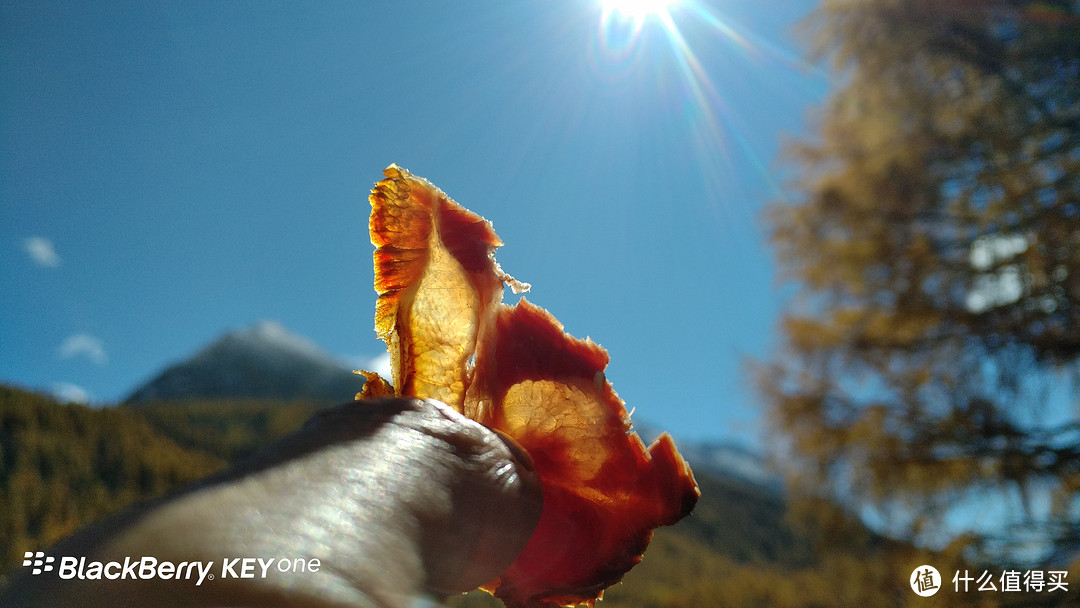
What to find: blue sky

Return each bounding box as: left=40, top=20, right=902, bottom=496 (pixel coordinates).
left=1, top=0, right=825, bottom=444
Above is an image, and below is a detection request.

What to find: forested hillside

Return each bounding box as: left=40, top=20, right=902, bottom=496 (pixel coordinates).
left=131, top=398, right=322, bottom=462
left=0, top=386, right=326, bottom=575
left=0, top=385, right=225, bottom=569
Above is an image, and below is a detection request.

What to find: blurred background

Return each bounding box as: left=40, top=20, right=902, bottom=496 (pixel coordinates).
left=2, top=1, right=1078, bottom=606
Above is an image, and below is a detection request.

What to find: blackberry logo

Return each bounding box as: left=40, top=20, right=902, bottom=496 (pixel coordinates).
left=22, top=551, right=55, bottom=575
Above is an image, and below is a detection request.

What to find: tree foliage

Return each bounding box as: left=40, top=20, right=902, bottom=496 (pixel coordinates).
left=760, top=0, right=1080, bottom=561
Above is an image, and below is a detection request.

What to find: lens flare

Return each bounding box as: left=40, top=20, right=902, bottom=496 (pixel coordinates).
left=591, top=0, right=826, bottom=234
left=599, top=0, right=680, bottom=23
left=593, top=0, right=680, bottom=73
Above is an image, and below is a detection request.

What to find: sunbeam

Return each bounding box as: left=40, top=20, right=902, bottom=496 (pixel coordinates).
left=590, top=0, right=827, bottom=237
left=599, top=0, right=681, bottom=25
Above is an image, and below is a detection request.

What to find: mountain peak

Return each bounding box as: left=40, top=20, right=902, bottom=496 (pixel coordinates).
left=194, top=321, right=338, bottom=367
left=124, top=321, right=366, bottom=405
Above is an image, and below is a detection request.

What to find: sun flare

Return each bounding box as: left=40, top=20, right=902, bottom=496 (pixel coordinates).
left=599, top=0, right=680, bottom=22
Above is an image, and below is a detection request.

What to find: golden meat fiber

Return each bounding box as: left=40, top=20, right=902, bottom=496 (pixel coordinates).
left=358, top=164, right=699, bottom=608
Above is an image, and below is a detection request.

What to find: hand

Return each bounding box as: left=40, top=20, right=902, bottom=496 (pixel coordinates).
left=1, top=398, right=544, bottom=607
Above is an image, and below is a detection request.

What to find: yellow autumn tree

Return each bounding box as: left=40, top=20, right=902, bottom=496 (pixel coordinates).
left=760, top=0, right=1080, bottom=564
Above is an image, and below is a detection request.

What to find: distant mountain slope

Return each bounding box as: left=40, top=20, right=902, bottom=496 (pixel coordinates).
left=124, top=321, right=366, bottom=405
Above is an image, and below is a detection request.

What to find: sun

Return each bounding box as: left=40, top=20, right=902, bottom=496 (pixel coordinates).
left=599, top=0, right=680, bottom=23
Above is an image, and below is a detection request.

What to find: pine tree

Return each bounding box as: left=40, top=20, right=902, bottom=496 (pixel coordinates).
left=760, top=0, right=1080, bottom=562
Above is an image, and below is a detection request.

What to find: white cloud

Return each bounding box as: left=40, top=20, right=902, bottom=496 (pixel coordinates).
left=23, top=236, right=61, bottom=268
left=52, top=382, right=90, bottom=404
left=59, top=333, right=108, bottom=365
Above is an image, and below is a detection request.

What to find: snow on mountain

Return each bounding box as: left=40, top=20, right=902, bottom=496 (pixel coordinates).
left=633, top=422, right=780, bottom=491
left=677, top=440, right=781, bottom=491
left=124, top=321, right=367, bottom=405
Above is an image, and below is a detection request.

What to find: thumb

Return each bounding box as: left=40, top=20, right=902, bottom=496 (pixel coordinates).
left=400, top=399, right=543, bottom=596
